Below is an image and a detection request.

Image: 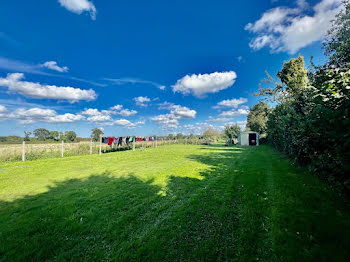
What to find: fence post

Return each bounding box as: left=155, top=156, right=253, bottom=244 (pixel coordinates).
left=22, top=141, right=25, bottom=162
left=99, top=134, right=102, bottom=155
left=156, top=136, right=158, bottom=148
left=61, top=140, right=64, bottom=157
left=90, top=139, right=93, bottom=154
left=133, top=138, right=135, bottom=151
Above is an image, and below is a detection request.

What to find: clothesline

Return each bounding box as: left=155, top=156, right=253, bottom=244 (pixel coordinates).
left=101, top=136, right=157, bottom=146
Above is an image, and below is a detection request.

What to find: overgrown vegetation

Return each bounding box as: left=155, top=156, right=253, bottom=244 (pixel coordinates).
left=255, top=4, right=350, bottom=191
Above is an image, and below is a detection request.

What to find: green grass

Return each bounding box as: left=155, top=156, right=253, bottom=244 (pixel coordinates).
left=0, top=144, right=349, bottom=261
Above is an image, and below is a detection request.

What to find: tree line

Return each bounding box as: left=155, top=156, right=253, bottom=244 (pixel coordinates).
left=245, top=2, right=350, bottom=192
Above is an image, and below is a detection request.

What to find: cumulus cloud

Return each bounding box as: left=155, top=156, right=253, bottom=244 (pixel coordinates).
left=219, top=108, right=250, bottom=117
left=110, top=105, right=123, bottom=111
left=58, top=0, right=96, bottom=20
left=150, top=114, right=179, bottom=130
left=133, top=96, right=151, bottom=107
left=0, top=73, right=96, bottom=102
left=207, top=116, right=234, bottom=123
left=151, top=102, right=196, bottom=130
left=183, top=123, right=218, bottom=135
left=245, top=0, right=343, bottom=54
left=172, top=71, right=237, bottom=98
left=81, top=105, right=138, bottom=123
left=40, top=61, right=69, bottom=73
left=0, top=107, right=84, bottom=124
left=81, top=108, right=111, bottom=122
left=213, top=97, right=248, bottom=109
left=117, top=109, right=137, bottom=117
left=109, top=119, right=145, bottom=129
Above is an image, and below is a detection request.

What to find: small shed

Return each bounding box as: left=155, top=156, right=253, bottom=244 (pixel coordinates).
left=238, top=131, right=259, bottom=146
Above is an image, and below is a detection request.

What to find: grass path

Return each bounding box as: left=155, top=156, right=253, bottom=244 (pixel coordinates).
left=0, top=144, right=349, bottom=261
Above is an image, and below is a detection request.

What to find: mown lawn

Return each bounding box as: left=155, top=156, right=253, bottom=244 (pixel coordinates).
left=0, top=144, right=349, bottom=261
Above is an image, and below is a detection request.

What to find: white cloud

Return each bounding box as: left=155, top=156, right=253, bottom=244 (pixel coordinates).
left=245, top=0, right=343, bottom=54
left=81, top=108, right=111, bottom=122
left=105, top=78, right=166, bottom=90
left=110, top=104, right=123, bottom=111
left=0, top=105, right=7, bottom=113
left=58, top=0, right=96, bottom=20
left=40, top=61, right=69, bottom=73
left=1, top=107, right=84, bottom=124
left=207, top=116, right=234, bottom=123
left=117, top=109, right=137, bottom=117
left=221, top=121, right=247, bottom=131
left=219, top=108, right=250, bottom=117
left=0, top=73, right=96, bottom=102
left=109, top=119, right=145, bottom=129
left=183, top=123, right=218, bottom=135
left=170, top=105, right=196, bottom=119
left=172, top=71, right=237, bottom=98
left=213, top=97, right=248, bottom=109
left=150, top=114, right=179, bottom=130
left=151, top=102, right=196, bottom=130
left=133, top=96, right=151, bottom=107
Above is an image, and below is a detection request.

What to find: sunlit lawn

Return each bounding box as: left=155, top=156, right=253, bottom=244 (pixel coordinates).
left=0, top=144, right=349, bottom=261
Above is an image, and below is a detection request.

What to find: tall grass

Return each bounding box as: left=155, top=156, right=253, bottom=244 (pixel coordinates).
left=0, top=140, right=202, bottom=162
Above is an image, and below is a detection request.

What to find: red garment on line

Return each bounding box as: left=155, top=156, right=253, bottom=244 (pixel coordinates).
left=108, top=137, right=115, bottom=146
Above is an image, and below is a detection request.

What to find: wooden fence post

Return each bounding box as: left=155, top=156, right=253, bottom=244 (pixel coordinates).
left=22, top=141, right=25, bottom=162
left=99, top=134, right=102, bottom=155
left=133, top=138, right=135, bottom=151
left=156, top=136, right=158, bottom=148
left=90, top=139, right=93, bottom=154
left=61, top=140, right=64, bottom=157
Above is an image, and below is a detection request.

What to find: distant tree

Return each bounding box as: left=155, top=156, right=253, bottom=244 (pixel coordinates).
left=324, top=1, right=350, bottom=68
left=91, top=128, right=104, bottom=142
left=176, top=133, right=184, bottom=140
left=224, top=124, right=241, bottom=144
left=203, top=127, right=219, bottom=138
left=33, top=128, right=50, bottom=140
left=24, top=131, right=31, bottom=141
left=246, top=102, right=270, bottom=134
left=167, top=134, right=174, bottom=140
left=49, top=131, right=59, bottom=141
left=64, top=131, right=77, bottom=142
left=7, top=136, right=23, bottom=143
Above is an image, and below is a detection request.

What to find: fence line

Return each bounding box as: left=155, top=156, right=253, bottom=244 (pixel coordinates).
left=0, top=137, right=206, bottom=163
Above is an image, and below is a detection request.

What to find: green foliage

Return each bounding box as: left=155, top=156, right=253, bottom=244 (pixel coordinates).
left=246, top=102, right=270, bottom=134
left=91, top=128, right=104, bottom=142
left=203, top=127, right=219, bottom=138
left=49, top=131, right=59, bottom=141
left=24, top=131, right=31, bottom=141
left=33, top=128, right=50, bottom=140
left=167, top=134, right=174, bottom=140
left=176, top=133, right=184, bottom=140
left=324, top=1, right=350, bottom=68
left=64, top=131, right=77, bottom=142
left=0, top=145, right=349, bottom=261
left=265, top=55, right=350, bottom=190
left=6, top=136, right=22, bottom=143
left=223, top=124, right=240, bottom=144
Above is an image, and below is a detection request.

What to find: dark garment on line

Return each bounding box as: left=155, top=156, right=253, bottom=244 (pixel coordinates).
left=102, top=137, right=108, bottom=144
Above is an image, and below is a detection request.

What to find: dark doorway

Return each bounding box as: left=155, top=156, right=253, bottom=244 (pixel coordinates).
left=249, top=133, right=256, bottom=146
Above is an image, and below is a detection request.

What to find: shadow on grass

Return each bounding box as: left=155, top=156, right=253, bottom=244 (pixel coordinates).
left=0, top=144, right=349, bottom=261
left=0, top=146, right=244, bottom=262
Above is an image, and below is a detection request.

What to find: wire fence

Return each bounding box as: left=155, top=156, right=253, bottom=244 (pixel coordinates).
left=0, top=138, right=206, bottom=163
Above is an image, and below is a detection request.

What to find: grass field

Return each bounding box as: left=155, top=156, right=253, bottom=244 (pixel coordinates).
left=0, top=144, right=349, bottom=261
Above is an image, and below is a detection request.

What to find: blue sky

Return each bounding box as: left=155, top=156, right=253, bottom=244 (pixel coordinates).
left=0, top=0, right=343, bottom=137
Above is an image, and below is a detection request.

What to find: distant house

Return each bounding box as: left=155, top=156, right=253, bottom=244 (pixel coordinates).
left=238, top=131, right=259, bottom=146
